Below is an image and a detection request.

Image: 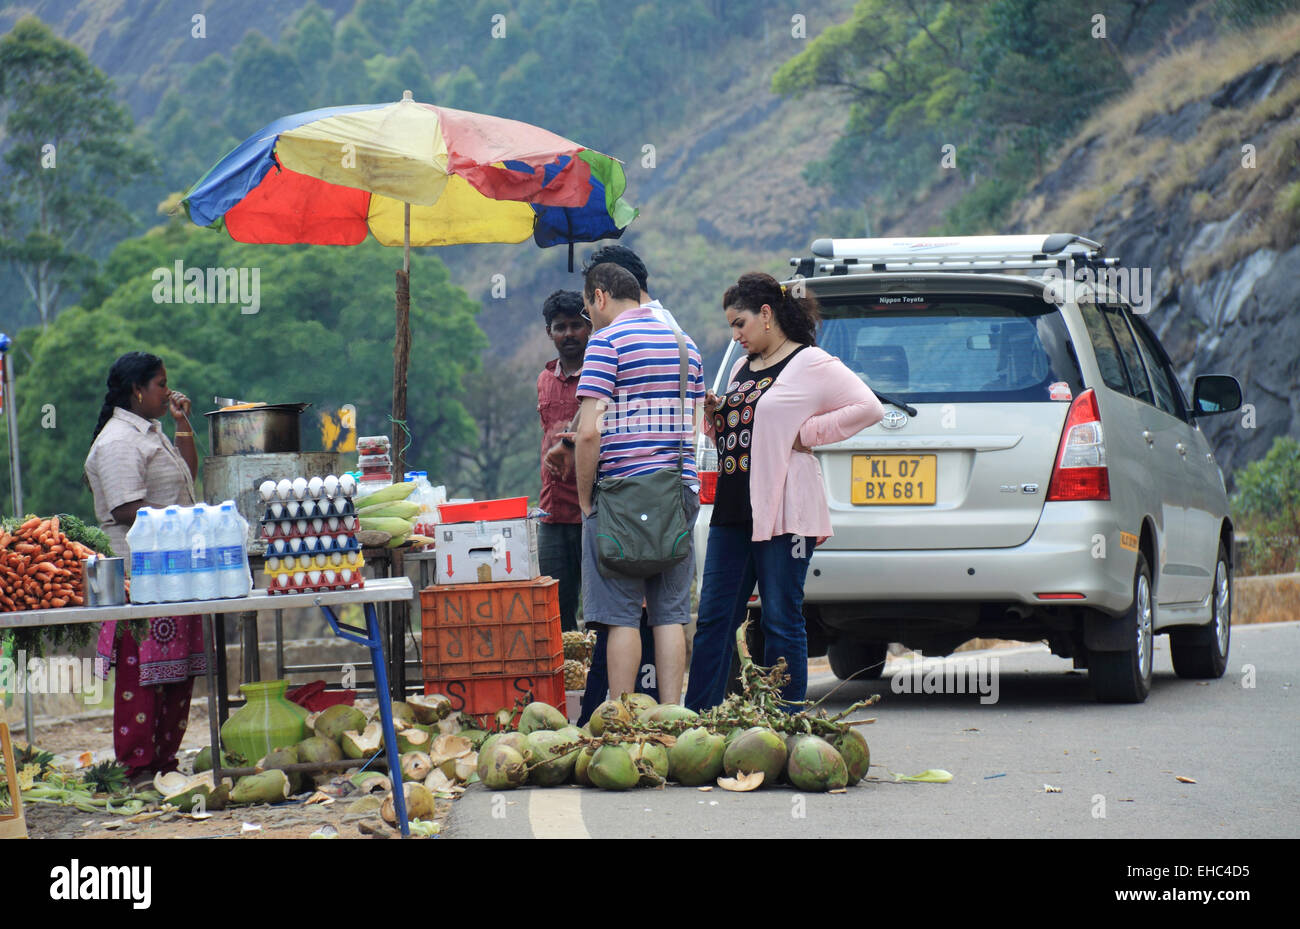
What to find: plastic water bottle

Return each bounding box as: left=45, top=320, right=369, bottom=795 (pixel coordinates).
left=216, top=502, right=250, bottom=598
left=187, top=504, right=219, bottom=600
left=125, top=507, right=160, bottom=604
left=158, top=506, right=190, bottom=602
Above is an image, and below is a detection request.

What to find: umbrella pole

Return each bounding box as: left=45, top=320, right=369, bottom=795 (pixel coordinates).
left=393, top=203, right=411, bottom=486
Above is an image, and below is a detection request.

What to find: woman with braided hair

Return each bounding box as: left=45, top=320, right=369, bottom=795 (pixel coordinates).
left=685, top=272, right=885, bottom=711
left=84, top=352, right=204, bottom=785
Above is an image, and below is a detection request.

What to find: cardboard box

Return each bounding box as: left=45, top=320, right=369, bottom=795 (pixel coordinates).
left=434, top=517, right=539, bottom=584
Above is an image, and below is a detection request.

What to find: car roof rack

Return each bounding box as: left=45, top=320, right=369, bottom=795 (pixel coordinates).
left=790, top=234, right=1120, bottom=279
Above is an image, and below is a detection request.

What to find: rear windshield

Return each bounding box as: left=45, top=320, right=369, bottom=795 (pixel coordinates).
left=807, top=294, right=1082, bottom=403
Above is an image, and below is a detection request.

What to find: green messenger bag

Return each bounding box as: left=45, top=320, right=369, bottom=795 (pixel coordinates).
left=594, top=330, right=692, bottom=580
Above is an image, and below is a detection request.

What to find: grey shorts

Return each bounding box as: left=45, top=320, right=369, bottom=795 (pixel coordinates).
left=581, top=484, right=700, bottom=628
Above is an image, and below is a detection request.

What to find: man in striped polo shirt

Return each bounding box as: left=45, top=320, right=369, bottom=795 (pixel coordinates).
left=574, top=262, right=704, bottom=705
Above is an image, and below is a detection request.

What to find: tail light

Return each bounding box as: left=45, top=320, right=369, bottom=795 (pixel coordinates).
left=1046, top=388, right=1110, bottom=501
left=699, top=470, right=718, bottom=504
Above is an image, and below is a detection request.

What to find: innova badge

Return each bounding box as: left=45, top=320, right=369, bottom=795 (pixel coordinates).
left=881, top=410, right=907, bottom=429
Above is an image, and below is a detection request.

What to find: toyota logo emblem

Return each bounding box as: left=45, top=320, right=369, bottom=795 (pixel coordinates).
left=881, top=410, right=907, bottom=429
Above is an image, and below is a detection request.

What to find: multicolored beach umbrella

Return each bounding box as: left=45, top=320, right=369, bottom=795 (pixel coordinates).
left=183, top=92, right=637, bottom=258
left=181, top=93, right=639, bottom=512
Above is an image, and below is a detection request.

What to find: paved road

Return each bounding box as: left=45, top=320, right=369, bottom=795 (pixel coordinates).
left=444, top=621, right=1298, bottom=839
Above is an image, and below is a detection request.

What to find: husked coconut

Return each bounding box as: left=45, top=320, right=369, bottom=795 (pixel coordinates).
left=588, top=700, right=632, bottom=736
left=340, top=722, right=384, bottom=759
left=315, top=704, right=368, bottom=743
left=381, top=782, right=435, bottom=825
left=401, top=751, right=433, bottom=781
left=231, top=769, right=292, bottom=805
left=407, top=693, right=452, bottom=724
left=517, top=701, right=568, bottom=735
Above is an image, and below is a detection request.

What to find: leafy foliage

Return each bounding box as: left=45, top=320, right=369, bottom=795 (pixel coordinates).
left=1231, top=436, right=1300, bottom=575
left=0, top=17, right=155, bottom=327
left=3, top=217, right=485, bottom=520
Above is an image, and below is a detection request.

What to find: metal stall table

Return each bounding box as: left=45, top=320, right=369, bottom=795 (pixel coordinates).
left=0, top=577, right=417, bottom=837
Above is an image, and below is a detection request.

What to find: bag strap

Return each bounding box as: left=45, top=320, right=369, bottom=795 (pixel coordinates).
left=673, top=329, right=687, bottom=474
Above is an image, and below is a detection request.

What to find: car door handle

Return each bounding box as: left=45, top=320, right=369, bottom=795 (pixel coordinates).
left=1141, top=430, right=1154, bottom=446
left=1176, top=442, right=1187, bottom=456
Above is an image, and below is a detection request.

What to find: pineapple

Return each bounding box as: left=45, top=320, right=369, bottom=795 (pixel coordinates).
left=563, top=659, right=588, bottom=690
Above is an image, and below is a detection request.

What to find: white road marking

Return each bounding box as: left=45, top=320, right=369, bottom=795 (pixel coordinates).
left=529, top=788, right=591, bottom=839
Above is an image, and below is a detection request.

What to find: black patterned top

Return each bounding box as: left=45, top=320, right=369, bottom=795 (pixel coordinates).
left=710, top=346, right=805, bottom=528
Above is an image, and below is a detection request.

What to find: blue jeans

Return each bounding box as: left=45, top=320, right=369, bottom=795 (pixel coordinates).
left=537, top=520, right=582, bottom=632
left=684, top=526, right=815, bottom=712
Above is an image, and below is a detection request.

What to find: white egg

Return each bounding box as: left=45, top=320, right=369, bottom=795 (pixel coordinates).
left=270, top=502, right=284, bottom=519
left=288, top=537, right=302, bottom=553
left=327, top=516, right=339, bottom=531
left=336, top=534, right=349, bottom=550
left=333, top=497, right=348, bottom=515
left=272, top=538, right=287, bottom=554
left=330, top=552, right=343, bottom=566
left=313, top=554, right=326, bottom=568
left=287, top=501, right=301, bottom=517
left=259, top=480, right=277, bottom=501
left=304, top=535, right=318, bottom=551
left=323, top=475, right=339, bottom=498
left=293, top=571, right=306, bottom=586
left=308, top=570, right=322, bottom=585
left=339, top=474, right=356, bottom=497
left=340, top=569, right=353, bottom=584
left=312, top=518, right=324, bottom=533
left=295, top=519, right=308, bottom=534
left=324, top=570, right=337, bottom=585
left=276, top=478, right=293, bottom=500
left=308, top=476, right=324, bottom=498
left=267, top=556, right=280, bottom=572
left=343, top=515, right=356, bottom=530
left=292, top=477, right=308, bottom=500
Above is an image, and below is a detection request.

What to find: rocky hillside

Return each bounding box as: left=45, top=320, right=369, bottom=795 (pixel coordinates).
left=1005, top=16, right=1300, bottom=484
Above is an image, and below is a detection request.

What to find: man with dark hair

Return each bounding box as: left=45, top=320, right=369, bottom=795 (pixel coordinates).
left=574, top=262, right=703, bottom=706
left=536, top=289, right=590, bottom=632
left=584, top=244, right=681, bottom=331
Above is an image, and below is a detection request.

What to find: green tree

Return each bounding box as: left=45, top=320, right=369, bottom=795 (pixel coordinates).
left=0, top=16, right=155, bottom=328
left=446, top=359, right=543, bottom=502
left=1231, top=436, right=1300, bottom=575
left=8, top=221, right=486, bottom=518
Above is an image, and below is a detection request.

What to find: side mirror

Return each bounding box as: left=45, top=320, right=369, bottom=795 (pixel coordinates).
left=1191, top=375, right=1242, bottom=416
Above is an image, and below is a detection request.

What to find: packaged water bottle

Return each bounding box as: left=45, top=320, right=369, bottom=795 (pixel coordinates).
left=187, top=504, right=219, bottom=600
left=216, top=502, right=250, bottom=598
left=125, top=507, right=160, bottom=604
left=158, top=505, right=190, bottom=602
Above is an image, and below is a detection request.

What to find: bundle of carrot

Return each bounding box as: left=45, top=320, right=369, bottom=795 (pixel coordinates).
left=0, top=516, right=94, bottom=612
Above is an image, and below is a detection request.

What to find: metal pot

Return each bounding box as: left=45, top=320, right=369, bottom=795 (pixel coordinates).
left=205, top=403, right=311, bottom=456
left=82, top=555, right=127, bottom=607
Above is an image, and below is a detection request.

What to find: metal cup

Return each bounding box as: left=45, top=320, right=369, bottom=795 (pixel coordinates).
left=82, top=555, right=127, bottom=607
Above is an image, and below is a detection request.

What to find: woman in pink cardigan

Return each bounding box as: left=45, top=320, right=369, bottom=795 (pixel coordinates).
left=685, top=272, right=884, bottom=711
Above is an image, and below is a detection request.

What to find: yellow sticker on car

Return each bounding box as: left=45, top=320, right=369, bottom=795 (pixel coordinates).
left=1119, top=531, right=1139, bottom=552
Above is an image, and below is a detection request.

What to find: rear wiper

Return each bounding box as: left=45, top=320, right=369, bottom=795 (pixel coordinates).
left=870, top=390, right=918, bottom=417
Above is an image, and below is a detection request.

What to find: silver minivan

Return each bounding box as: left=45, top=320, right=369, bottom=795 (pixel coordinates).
left=694, top=235, right=1242, bottom=703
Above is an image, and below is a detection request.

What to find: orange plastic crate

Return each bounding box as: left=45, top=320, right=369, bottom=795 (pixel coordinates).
left=420, top=577, right=561, bottom=679
left=423, top=667, right=567, bottom=723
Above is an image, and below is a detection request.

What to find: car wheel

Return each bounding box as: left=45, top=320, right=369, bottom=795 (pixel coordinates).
left=1170, top=541, right=1231, bottom=679
left=828, top=639, right=888, bottom=681
left=1090, top=550, right=1154, bottom=703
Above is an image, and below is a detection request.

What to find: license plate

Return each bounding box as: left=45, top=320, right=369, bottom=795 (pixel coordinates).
left=851, top=454, right=937, bottom=505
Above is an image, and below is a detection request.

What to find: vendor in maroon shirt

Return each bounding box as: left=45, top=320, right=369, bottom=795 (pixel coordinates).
left=536, top=290, right=590, bottom=631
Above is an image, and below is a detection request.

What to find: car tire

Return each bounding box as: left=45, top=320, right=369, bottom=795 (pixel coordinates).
left=1170, top=541, right=1231, bottom=679
left=1090, top=550, right=1154, bottom=703
left=828, top=639, right=888, bottom=681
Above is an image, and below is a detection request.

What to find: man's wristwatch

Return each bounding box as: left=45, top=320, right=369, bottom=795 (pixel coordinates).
left=560, top=437, right=575, bottom=449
